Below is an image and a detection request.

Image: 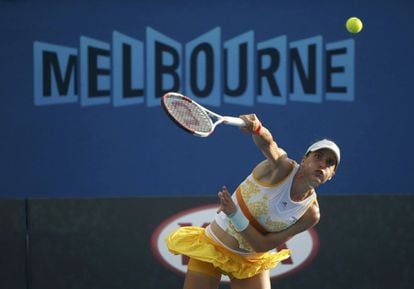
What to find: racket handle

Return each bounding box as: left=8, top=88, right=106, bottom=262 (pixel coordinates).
left=223, top=116, right=247, bottom=127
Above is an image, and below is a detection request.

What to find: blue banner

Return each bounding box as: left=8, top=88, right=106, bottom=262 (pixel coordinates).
left=1, top=0, right=413, bottom=197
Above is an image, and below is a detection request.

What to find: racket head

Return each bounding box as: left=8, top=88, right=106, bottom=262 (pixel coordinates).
left=162, top=92, right=214, bottom=137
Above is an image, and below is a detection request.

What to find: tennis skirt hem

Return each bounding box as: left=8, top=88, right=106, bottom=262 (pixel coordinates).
left=165, top=226, right=290, bottom=279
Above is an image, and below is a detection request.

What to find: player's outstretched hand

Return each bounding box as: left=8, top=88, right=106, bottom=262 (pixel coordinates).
left=217, top=186, right=237, bottom=216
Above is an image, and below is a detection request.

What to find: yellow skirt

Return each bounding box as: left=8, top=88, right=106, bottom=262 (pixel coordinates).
left=165, top=226, right=291, bottom=279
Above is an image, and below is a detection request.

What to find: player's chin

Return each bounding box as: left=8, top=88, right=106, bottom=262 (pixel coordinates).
left=310, top=177, right=323, bottom=187
left=319, top=177, right=332, bottom=185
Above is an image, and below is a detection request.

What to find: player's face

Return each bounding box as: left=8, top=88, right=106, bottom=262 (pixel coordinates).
left=301, top=149, right=337, bottom=186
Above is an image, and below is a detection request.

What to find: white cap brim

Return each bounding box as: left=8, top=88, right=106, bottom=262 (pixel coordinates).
left=306, top=139, right=341, bottom=167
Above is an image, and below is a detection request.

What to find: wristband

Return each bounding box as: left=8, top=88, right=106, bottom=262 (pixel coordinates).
left=228, top=207, right=249, bottom=232
left=254, top=124, right=262, bottom=135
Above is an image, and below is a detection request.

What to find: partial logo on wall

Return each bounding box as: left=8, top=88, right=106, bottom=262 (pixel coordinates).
left=33, top=27, right=355, bottom=107
left=151, top=204, right=319, bottom=281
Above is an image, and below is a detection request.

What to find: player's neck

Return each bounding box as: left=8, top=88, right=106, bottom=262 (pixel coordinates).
left=291, top=175, right=314, bottom=201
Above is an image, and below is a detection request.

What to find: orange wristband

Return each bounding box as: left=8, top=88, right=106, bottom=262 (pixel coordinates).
left=254, top=124, right=262, bottom=135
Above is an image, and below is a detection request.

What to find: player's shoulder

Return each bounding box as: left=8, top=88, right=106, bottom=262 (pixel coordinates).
left=269, top=148, right=295, bottom=173
left=253, top=156, right=295, bottom=185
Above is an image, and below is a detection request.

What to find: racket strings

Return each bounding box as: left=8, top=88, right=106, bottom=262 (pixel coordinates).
left=165, top=98, right=213, bottom=133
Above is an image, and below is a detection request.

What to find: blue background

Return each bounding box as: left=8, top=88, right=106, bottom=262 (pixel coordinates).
left=1, top=0, right=413, bottom=197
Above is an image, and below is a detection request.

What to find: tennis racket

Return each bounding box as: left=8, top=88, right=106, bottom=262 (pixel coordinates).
left=162, top=92, right=246, bottom=137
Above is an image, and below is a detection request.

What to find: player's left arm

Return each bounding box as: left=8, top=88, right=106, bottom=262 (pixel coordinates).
left=240, top=201, right=320, bottom=252
left=218, top=186, right=320, bottom=253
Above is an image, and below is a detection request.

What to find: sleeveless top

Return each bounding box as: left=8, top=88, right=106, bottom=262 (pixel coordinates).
left=214, top=161, right=316, bottom=252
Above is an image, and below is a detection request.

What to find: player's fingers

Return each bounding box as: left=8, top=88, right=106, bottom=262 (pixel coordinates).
left=218, top=191, right=228, bottom=205
left=240, top=115, right=252, bottom=125
left=247, top=114, right=256, bottom=121
left=220, top=188, right=230, bottom=200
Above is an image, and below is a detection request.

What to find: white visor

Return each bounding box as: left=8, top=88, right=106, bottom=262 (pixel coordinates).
left=306, top=139, right=341, bottom=167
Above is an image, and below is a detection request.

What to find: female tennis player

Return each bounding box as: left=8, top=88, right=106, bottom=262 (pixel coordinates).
left=166, top=113, right=340, bottom=289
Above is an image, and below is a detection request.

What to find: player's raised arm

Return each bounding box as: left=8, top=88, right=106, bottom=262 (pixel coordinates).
left=239, top=114, right=289, bottom=167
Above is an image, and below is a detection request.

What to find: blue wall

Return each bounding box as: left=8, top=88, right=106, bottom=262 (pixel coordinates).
left=1, top=0, right=413, bottom=197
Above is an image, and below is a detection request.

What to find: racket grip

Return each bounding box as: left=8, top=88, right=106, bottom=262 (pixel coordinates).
left=223, top=116, right=247, bottom=127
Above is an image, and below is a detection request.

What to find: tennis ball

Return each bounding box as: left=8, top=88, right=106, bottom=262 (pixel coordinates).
left=346, top=17, right=363, bottom=33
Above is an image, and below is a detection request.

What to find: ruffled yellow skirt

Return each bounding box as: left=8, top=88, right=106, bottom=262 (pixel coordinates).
left=165, top=226, right=291, bottom=279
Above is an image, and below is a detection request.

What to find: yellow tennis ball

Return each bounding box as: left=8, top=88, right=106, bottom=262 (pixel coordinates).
left=346, top=17, right=363, bottom=33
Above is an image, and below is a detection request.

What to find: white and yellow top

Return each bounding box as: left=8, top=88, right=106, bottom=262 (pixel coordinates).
left=214, top=161, right=316, bottom=252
